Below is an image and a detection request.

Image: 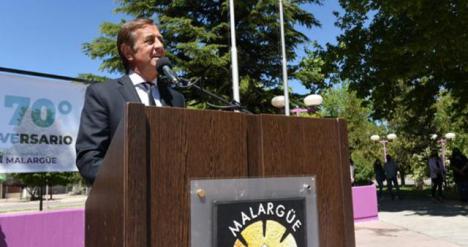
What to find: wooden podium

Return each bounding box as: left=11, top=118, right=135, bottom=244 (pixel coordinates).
left=85, top=103, right=355, bottom=247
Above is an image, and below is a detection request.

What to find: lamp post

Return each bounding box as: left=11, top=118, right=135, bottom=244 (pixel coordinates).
left=278, top=0, right=290, bottom=116
left=371, top=133, right=397, bottom=162
left=272, top=94, right=323, bottom=116
left=431, top=132, right=456, bottom=169
left=228, top=0, right=240, bottom=103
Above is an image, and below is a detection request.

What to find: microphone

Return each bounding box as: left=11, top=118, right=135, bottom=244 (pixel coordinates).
left=156, top=57, right=180, bottom=85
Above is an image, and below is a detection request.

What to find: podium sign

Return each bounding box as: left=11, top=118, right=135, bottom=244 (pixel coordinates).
left=190, top=177, right=319, bottom=247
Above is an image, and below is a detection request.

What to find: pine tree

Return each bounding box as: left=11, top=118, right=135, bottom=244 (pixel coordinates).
left=83, top=0, right=321, bottom=112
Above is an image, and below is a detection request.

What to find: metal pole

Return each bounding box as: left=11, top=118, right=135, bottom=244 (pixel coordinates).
left=439, top=139, right=448, bottom=190
left=39, top=173, right=44, bottom=211
left=229, top=0, right=240, bottom=103
left=382, top=140, right=388, bottom=162
left=45, top=180, right=49, bottom=211
left=278, top=0, right=290, bottom=115
left=440, top=139, right=446, bottom=168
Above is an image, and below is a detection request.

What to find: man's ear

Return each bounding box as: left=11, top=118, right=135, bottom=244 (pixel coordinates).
left=121, top=44, right=134, bottom=61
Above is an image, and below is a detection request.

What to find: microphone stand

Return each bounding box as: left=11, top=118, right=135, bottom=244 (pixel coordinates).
left=177, top=78, right=252, bottom=114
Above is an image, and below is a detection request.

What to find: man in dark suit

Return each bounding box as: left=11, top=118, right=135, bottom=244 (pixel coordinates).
left=76, top=18, right=185, bottom=184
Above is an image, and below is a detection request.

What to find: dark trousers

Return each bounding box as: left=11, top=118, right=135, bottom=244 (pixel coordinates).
left=456, top=181, right=468, bottom=202
left=431, top=175, right=444, bottom=198
left=386, top=176, right=399, bottom=199
left=376, top=179, right=384, bottom=197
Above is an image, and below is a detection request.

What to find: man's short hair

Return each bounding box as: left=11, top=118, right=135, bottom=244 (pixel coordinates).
left=117, top=18, right=156, bottom=73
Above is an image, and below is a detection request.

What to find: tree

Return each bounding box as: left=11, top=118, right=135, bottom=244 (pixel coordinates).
left=433, top=91, right=468, bottom=155
left=318, top=82, right=382, bottom=184
left=77, top=73, right=109, bottom=83
left=12, top=172, right=80, bottom=200
left=83, top=0, right=322, bottom=113
left=323, top=0, right=468, bottom=125
left=385, top=89, right=468, bottom=188
left=294, top=42, right=328, bottom=92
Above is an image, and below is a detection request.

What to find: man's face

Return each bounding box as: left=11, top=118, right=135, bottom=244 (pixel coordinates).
left=126, top=24, right=165, bottom=80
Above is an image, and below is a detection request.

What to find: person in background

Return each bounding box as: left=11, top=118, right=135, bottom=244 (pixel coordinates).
left=373, top=159, right=385, bottom=198
left=428, top=150, right=445, bottom=201
left=384, top=155, right=400, bottom=200
left=450, top=148, right=468, bottom=202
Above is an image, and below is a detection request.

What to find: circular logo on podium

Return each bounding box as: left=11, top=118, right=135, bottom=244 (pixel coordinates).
left=233, top=220, right=297, bottom=247
left=215, top=198, right=306, bottom=247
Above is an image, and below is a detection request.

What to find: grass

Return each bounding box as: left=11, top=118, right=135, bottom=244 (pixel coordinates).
left=380, top=183, right=459, bottom=200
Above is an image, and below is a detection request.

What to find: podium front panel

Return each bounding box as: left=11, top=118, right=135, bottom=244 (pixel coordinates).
left=147, top=108, right=250, bottom=247
left=190, top=177, right=319, bottom=247
left=85, top=106, right=354, bottom=247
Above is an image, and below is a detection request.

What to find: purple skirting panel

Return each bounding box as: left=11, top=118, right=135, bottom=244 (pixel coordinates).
left=0, top=186, right=376, bottom=246
left=351, top=184, right=379, bottom=222
left=0, top=209, right=84, bottom=247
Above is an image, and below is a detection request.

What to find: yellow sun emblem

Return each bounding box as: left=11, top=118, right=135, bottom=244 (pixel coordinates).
left=233, top=220, right=297, bottom=247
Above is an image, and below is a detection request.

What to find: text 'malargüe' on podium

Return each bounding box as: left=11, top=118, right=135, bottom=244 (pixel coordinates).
left=85, top=103, right=355, bottom=247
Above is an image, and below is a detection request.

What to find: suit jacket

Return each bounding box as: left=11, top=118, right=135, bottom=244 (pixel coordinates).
left=75, top=75, right=185, bottom=184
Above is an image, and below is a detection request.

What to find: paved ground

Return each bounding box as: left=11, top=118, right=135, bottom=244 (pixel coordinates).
left=1, top=192, right=467, bottom=246
left=356, top=195, right=468, bottom=247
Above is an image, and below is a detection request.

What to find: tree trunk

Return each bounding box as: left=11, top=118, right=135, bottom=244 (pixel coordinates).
left=39, top=185, right=43, bottom=211
left=400, top=170, right=406, bottom=186
left=49, top=185, right=53, bottom=200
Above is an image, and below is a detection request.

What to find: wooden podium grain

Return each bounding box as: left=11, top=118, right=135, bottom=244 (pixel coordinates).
left=85, top=103, right=355, bottom=247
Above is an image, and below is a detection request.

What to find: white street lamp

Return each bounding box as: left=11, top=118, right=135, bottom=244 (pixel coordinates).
left=371, top=133, right=397, bottom=162
left=304, top=94, right=323, bottom=107
left=387, top=133, right=397, bottom=140
left=271, top=95, right=285, bottom=109
left=273, top=94, right=323, bottom=116
left=445, top=132, right=456, bottom=140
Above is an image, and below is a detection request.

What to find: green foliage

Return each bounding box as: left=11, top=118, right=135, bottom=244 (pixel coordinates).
left=79, top=0, right=467, bottom=185
left=294, top=42, right=327, bottom=92
left=433, top=91, right=468, bottom=155
left=353, top=152, right=374, bottom=185
left=319, top=83, right=382, bottom=182
left=318, top=0, right=468, bottom=184
left=324, top=0, right=468, bottom=125
left=12, top=172, right=82, bottom=200
left=407, top=149, right=430, bottom=189
left=83, top=0, right=323, bottom=113
left=82, top=22, right=124, bottom=74
left=320, top=83, right=380, bottom=152
left=77, top=73, right=110, bottom=83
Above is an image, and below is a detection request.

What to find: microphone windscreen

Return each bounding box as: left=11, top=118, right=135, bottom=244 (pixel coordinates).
left=156, top=57, right=172, bottom=74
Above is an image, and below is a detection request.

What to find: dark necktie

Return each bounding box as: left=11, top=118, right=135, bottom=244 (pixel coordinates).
left=142, top=82, right=156, bottom=106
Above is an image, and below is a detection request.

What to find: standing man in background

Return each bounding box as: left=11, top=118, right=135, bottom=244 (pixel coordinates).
left=373, top=159, right=386, bottom=199
left=75, top=18, right=185, bottom=185
left=450, top=148, right=468, bottom=202
left=384, top=155, right=400, bottom=200
left=428, top=150, right=445, bottom=201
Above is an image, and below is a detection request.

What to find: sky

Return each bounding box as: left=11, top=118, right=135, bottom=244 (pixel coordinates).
left=0, top=0, right=343, bottom=95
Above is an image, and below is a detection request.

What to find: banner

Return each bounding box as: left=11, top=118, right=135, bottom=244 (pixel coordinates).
left=0, top=73, right=87, bottom=173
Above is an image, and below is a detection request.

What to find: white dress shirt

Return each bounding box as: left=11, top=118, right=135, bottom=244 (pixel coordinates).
left=128, top=72, right=162, bottom=106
